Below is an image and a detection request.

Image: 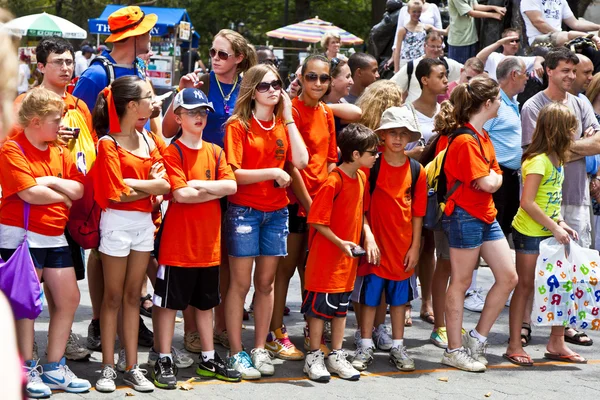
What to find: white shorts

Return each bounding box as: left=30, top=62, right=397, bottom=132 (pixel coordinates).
left=561, top=204, right=592, bottom=249
left=99, top=209, right=155, bottom=257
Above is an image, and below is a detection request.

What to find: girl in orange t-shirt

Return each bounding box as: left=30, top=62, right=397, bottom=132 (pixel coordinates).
left=439, top=76, right=517, bottom=372
left=92, top=76, right=170, bottom=392
left=271, top=55, right=337, bottom=357
left=0, top=88, right=90, bottom=394
left=224, top=64, right=308, bottom=375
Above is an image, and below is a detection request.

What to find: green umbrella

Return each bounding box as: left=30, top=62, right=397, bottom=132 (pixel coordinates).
left=3, top=12, right=87, bottom=39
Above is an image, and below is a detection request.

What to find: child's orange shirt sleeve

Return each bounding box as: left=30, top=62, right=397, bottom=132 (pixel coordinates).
left=224, top=121, right=244, bottom=170
left=324, top=104, right=338, bottom=164
left=94, top=139, right=130, bottom=210
left=215, top=144, right=235, bottom=181
left=413, top=167, right=427, bottom=217
left=163, top=145, right=188, bottom=192
left=0, top=141, right=37, bottom=197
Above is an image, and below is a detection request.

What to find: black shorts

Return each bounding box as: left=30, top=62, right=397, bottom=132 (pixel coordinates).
left=301, top=290, right=352, bottom=320
left=153, top=265, right=220, bottom=311
left=0, top=246, right=73, bottom=270
left=65, top=229, right=85, bottom=281
left=288, top=203, right=308, bottom=234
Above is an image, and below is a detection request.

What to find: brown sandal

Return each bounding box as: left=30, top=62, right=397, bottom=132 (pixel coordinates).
left=405, top=304, right=413, bottom=327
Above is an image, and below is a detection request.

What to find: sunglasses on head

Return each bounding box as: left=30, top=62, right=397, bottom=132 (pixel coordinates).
left=288, top=73, right=297, bottom=82
left=256, top=79, right=283, bottom=93
left=330, top=57, right=341, bottom=72
left=209, top=48, right=234, bottom=60
left=304, top=73, right=331, bottom=83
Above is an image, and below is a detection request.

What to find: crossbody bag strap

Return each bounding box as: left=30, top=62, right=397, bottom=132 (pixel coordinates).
left=9, top=140, right=30, bottom=234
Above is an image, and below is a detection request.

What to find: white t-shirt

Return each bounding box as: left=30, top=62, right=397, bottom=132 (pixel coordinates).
left=391, top=56, right=462, bottom=103
left=406, top=103, right=440, bottom=150
left=521, top=0, right=574, bottom=45
left=75, top=54, right=89, bottom=77
left=484, top=52, right=537, bottom=81
left=392, top=4, right=443, bottom=50
left=17, top=63, right=30, bottom=94
left=0, top=224, right=67, bottom=249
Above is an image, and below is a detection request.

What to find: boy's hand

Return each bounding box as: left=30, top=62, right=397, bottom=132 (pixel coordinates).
left=364, top=235, right=380, bottom=265
left=338, top=240, right=359, bottom=258
left=404, top=245, right=419, bottom=272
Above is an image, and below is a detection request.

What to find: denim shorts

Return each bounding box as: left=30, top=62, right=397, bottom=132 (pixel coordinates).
left=226, top=204, right=289, bottom=257
left=0, top=246, right=73, bottom=269
left=512, top=230, right=550, bottom=254
left=442, top=206, right=505, bottom=249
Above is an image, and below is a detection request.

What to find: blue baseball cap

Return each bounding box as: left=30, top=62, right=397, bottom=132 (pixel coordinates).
left=173, top=88, right=215, bottom=113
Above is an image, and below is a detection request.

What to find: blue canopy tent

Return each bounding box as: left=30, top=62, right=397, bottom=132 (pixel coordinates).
left=88, top=5, right=200, bottom=47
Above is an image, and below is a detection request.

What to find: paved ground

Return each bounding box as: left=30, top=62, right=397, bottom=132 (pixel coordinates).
left=39, top=265, right=599, bottom=399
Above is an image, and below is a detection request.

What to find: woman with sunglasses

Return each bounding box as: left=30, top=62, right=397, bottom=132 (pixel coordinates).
left=268, top=54, right=337, bottom=360
left=323, top=58, right=362, bottom=140
left=224, top=64, right=308, bottom=379
left=162, top=29, right=257, bottom=352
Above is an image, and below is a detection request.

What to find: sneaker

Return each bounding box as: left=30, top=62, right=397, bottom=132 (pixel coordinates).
left=95, top=364, right=117, bottom=393
left=266, top=326, right=305, bottom=360
left=389, top=346, right=415, bottom=371
left=41, top=357, right=91, bottom=393
left=324, top=320, right=332, bottom=343
left=24, top=360, right=52, bottom=398
left=152, top=356, right=177, bottom=389
left=184, top=331, right=202, bottom=353
left=303, top=350, right=330, bottom=382
left=33, top=340, right=39, bottom=361
left=196, top=352, right=241, bottom=382
left=138, top=316, right=154, bottom=347
left=214, top=329, right=230, bottom=349
left=351, top=345, right=374, bottom=371
left=462, top=331, right=489, bottom=366
left=65, top=331, right=92, bottom=361
left=373, top=324, right=393, bottom=351
left=353, top=329, right=361, bottom=348
left=326, top=349, right=360, bottom=381
left=123, top=364, right=154, bottom=392
left=116, top=348, right=126, bottom=373
left=464, top=289, right=485, bottom=313
left=303, top=326, right=331, bottom=358
left=441, top=348, right=486, bottom=372
left=228, top=351, right=261, bottom=380
left=87, top=319, right=102, bottom=351
left=148, top=347, right=194, bottom=368
left=251, top=348, right=274, bottom=376
left=430, top=327, right=448, bottom=349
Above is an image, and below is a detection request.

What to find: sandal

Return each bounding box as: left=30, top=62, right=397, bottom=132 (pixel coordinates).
left=405, top=304, right=413, bottom=327
left=564, top=328, right=593, bottom=346
left=544, top=351, right=587, bottom=364
left=420, top=311, right=435, bottom=325
left=503, top=353, right=534, bottom=367
left=521, top=323, right=532, bottom=347
left=140, top=294, right=153, bottom=318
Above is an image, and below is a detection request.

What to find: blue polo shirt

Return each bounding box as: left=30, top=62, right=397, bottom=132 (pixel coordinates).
left=484, top=89, right=522, bottom=170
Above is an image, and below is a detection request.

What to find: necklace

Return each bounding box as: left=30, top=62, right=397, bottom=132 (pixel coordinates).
left=252, top=112, right=276, bottom=131
left=216, top=74, right=239, bottom=115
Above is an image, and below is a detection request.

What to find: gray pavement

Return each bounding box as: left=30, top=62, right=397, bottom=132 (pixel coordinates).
left=40, top=265, right=599, bottom=399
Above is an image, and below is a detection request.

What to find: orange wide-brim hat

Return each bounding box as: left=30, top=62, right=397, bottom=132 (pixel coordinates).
left=106, top=6, right=157, bottom=43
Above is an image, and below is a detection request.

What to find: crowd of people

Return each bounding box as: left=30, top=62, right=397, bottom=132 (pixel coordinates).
left=2, top=0, right=600, bottom=397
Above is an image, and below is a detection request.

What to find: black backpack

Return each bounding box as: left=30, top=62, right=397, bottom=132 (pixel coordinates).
left=369, top=154, right=421, bottom=199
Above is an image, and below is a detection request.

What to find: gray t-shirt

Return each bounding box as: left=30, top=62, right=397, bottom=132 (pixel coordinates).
left=344, top=93, right=359, bottom=104
left=521, top=91, right=600, bottom=206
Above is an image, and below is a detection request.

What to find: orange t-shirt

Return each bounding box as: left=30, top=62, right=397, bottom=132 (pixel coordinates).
left=292, top=97, right=337, bottom=199
left=435, top=135, right=449, bottom=156
left=158, top=140, right=235, bottom=267
left=93, top=134, right=166, bottom=213
left=225, top=118, right=292, bottom=212
left=358, top=156, right=427, bottom=281
left=443, top=123, right=501, bottom=224
left=9, top=92, right=97, bottom=144
left=0, top=132, right=84, bottom=236
left=304, top=168, right=366, bottom=293
left=146, top=130, right=168, bottom=234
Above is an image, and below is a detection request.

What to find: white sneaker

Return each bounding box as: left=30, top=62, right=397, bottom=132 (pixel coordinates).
left=251, top=348, right=274, bottom=376
left=351, top=345, right=374, bottom=371
left=441, top=348, right=486, bottom=372
left=373, top=324, right=393, bottom=351
left=24, top=360, right=52, bottom=398
left=326, top=350, right=360, bottom=381
left=95, top=364, right=117, bottom=393
left=462, top=331, right=489, bottom=366
left=65, top=331, right=92, bottom=361
left=116, top=348, right=126, bottom=372
left=303, top=350, right=330, bottom=382
left=464, top=289, right=485, bottom=312
left=353, top=329, right=361, bottom=348
left=228, top=351, right=261, bottom=380
left=148, top=347, right=194, bottom=368
left=389, top=346, right=415, bottom=371
left=41, top=357, right=91, bottom=393
left=123, top=364, right=154, bottom=392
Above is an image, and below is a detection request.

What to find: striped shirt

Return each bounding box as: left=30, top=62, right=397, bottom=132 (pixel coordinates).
left=484, top=89, right=522, bottom=170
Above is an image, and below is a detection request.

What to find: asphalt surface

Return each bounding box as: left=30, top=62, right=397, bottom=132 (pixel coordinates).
left=39, top=265, right=599, bottom=400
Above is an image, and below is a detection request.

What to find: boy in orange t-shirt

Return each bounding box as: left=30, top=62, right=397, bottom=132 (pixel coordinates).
left=301, top=123, right=379, bottom=383
left=350, top=106, right=427, bottom=373
left=152, top=88, right=240, bottom=388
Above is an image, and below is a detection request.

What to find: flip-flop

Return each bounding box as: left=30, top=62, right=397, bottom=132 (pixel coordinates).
left=503, top=353, right=534, bottom=367
left=405, top=304, right=413, bottom=327
left=544, top=352, right=587, bottom=364
left=420, top=311, right=435, bottom=325
left=564, top=328, right=594, bottom=346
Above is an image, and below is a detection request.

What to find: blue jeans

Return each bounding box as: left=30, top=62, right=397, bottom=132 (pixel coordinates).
left=512, top=230, right=550, bottom=254
left=448, top=43, right=477, bottom=65
left=226, top=204, right=289, bottom=257
left=442, top=206, right=504, bottom=249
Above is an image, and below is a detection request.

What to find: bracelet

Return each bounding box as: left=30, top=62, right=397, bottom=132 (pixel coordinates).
left=556, top=219, right=565, bottom=225
left=174, top=86, right=181, bottom=93
left=285, top=120, right=295, bottom=125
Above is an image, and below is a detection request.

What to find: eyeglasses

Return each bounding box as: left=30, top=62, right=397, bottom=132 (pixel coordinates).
left=365, top=149, right=379, bottom=156
left=47, top=59, right=74, bottom=67
left=256, top=79, right=283, bottom=93
left=209, top=48, right=234, bottom=60
left=330, top=57, right=341, bottom=73
left=180, top=109, right=210, bottom=118
left=426, top=44, right=443, bottom=50
left=304, top=73, right=331, bottom=83
left=139, top=95, right=153, bottom=101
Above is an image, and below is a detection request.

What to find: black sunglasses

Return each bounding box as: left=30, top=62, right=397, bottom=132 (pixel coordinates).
left=365, top=149, right=379, bottom=156
left=508, top=38, right=520, bottom=43
left=256, top=80, right=283, bottom=93
left=330, top=57, right=341, bottom=72
left=304, top=73, right=331, bottom=83
left=209, top=48, right=233, bottom=60
left=288, top=73, right=297, bottom=82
